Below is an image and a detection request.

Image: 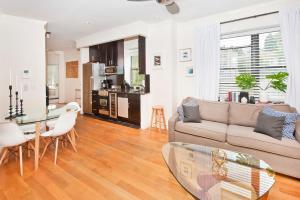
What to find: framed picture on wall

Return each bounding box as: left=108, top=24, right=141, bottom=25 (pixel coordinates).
left=185, top=66, right=194, bottom=77
left=153, top=52, right=163, bottom=70
left=179, top=48, right=192, bottom=62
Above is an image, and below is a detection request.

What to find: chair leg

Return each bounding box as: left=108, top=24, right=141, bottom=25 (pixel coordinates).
left=54, top=138, right=59, bottom=165
left=0, top=148, right=8, bottom=166
left=19, top=146, right=23, bottom=176
left=151, top=109, right=155, bottom=128
left=73, top=128, right=79, bottom=138
left=162, top=108, right=167, bottom=130
left=157, top=110, right=162, bottom=132
left=67, top=133, right=77, bottom=153
left=71, top=129, right=76, bottom=145
left=40, top=139, right=51, bottom=160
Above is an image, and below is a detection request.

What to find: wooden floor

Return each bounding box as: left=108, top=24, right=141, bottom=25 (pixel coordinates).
left=0, top=115, right=299, bottom=200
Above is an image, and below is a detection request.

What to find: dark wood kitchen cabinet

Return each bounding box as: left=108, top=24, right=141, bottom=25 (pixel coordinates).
left=90, top=41, right=119, bottom=66
left=128, top=94, right=140, bottom=126
left=89, top=45, right=99, bottom=62
left=98, top=44, right=107, bottom=64
left=106, top=41, right=118, bottom=66
left=138, top=36, right=146, bottom=74
left=92, top=90, right=99, bottom=115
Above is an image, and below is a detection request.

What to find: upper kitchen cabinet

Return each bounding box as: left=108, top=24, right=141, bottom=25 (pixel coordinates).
left=106, top=41, right=118, bottom=66
left=89, top=45, right=100, bottom=62
left=90, top=41, right=121, bottom=66
left=98, top=43, right=107, bottom=64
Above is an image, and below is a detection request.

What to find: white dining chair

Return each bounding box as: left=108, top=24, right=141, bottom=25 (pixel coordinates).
left=0, top=122, right=28, bottom=176
left=40, top=111, right=77, bottom=164
left=46, top=102, right=81, bottom=128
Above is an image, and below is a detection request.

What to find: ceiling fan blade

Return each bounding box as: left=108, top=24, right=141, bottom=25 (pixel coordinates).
left=165, top=2, right=180, bottom=14
left=127, top=0, right=152, bottom=1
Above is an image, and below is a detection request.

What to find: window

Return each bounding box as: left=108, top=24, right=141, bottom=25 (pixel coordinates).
left=219, top=29, right=286, bottom=101
left=130, top=55, right=144, bottom=87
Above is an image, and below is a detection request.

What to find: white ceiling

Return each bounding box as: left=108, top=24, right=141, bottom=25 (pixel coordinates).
left=0, top=0, right=275, bottom=50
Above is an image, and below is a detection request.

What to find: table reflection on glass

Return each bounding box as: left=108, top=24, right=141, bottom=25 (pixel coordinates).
left=162, top=142, right=275, bottom=200
left=14, top=107, right=66, bottom=170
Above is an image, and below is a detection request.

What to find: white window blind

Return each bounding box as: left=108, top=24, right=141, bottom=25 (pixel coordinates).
left=219, top=29, right=286, bottom=101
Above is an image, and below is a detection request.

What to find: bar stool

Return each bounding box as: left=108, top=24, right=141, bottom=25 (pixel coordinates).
left=151, top=105, right=167, bottom=131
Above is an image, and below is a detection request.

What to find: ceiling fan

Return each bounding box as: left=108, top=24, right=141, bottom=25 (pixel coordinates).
left=127, top=0, right=180, bottom=15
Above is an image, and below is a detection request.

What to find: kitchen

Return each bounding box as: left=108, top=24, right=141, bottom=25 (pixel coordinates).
left=82, top=36, right=150, bottom=127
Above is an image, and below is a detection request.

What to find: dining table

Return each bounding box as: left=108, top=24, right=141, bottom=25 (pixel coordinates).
left=14, top=106, right=66, bottom=170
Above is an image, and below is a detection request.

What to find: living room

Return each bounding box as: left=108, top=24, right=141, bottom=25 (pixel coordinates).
left=0, top=0, right=300, bottom=199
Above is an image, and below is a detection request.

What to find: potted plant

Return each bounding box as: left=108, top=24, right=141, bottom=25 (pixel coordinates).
left=258, top=72, right=289, bottom=102
left=235, top=73, right=256, bottom=103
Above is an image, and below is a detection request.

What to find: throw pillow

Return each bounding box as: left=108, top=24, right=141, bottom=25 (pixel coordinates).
left=254, top=112, right=285, bottom=140
left=263, top=107, right=299, bottom=140
left=183, top=104, right=201, bottom=123
left=177, top=98, right=198, bottom=121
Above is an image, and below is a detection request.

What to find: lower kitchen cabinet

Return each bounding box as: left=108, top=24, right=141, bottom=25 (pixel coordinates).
left=117, top=93, right=140, bottom=126
left=128, top=94, right=140, bottom=126
left=92, top=90, right=99, bottom=115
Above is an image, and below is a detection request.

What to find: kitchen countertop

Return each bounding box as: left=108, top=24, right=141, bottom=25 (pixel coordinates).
left=94, top=89, right=148, bottom=95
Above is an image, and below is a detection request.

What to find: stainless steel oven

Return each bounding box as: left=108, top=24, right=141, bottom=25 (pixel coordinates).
left=98, top=90, right=109, bottom=116
left=99, top=99, right=108, bottom=107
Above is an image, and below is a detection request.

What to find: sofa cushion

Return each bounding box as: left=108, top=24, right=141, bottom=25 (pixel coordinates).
left=254, top=112, right=285, bottom=140
left=227, top=125, right=300, bottom=159
left=175, top=120, right=227, bottom=142
left=183, top=104, right=201, bottom=123
left=229, top=103, right=292, bottom=127
left=198, top=100, right=229, bottom=124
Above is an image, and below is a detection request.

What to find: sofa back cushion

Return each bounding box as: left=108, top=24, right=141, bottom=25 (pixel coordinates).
left=229, top=103, right=292, bottom=127
left=199, top=100, right=229, bottom=124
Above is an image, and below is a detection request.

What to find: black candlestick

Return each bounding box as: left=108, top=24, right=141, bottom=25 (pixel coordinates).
left=15, top=91, right=19, bottom=116
left=20, top=99, right=25, bottom=116
left=5, top=85, right=14, bottom=120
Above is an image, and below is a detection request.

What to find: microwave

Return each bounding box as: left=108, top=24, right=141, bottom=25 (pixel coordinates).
left=105, top=66, right=117, bottom=74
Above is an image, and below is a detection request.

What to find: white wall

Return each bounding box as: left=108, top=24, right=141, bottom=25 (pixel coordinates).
left=77, top=21, right=148, bottom=48
left=64, top=49, right=80, bottom=102
left=79, top=48, right=89, bottom=114
left=76, top=0, right=300, bottom=128
left=146, top=20, right=177, bottom=123
left=77, top=20, right=177, bottom=129
left=0, top=15, right=47, bottom=119
left=175, top=0, right=300, bottom=106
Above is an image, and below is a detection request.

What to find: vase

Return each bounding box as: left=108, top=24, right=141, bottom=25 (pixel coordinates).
left=260, top=91, right=269, bottom=103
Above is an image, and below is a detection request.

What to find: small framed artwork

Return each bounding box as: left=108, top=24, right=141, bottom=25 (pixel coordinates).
left=185, top=66, right=194, bottom=77
left=179, top=48, right=192, bottom=62
left=154, top=55, right=161, bottom=66
left=153, top=53, right=163, bottom=70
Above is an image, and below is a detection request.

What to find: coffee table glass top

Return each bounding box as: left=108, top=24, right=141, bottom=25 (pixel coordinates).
left=162, top=142, right=275, bottom=200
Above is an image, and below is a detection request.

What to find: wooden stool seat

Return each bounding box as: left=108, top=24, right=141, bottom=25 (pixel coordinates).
left=151, top=106, right=167, bottom=131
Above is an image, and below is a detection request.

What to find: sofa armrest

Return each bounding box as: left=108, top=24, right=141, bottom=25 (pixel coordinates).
left=296, top=119, right=300, bottom=143
left=168, top=112, right=179, bottom=142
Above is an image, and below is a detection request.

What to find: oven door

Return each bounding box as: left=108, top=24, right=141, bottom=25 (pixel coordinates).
left=99, top=99, right=108, bottom=107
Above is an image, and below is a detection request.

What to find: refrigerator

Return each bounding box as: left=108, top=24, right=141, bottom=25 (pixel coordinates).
left=82, top=62, right=105, bottom=114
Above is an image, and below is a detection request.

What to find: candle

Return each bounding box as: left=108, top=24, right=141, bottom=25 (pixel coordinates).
left=20, top=82, right=23, bottom=99
left=9, top=68, right=12, bottom=85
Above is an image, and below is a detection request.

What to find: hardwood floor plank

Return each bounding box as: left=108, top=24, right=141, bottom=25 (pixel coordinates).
left=0, top=115, right=299, bottom=200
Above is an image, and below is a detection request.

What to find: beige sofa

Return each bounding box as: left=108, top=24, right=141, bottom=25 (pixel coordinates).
left=168, top=98, right=300, bottom=179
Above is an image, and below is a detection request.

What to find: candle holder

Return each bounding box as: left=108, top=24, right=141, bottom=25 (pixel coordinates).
left=5, top=85, right=14, bottom=120
left=15, top=91, right=19, bottom=116
left=19, top=99, right=26, bottom=116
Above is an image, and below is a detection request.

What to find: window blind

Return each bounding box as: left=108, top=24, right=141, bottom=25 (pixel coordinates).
left=219, top=30, right=286, bottom=102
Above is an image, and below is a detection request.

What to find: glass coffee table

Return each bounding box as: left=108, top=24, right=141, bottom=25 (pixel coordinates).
left=162, top=142, right=275, bottom=200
